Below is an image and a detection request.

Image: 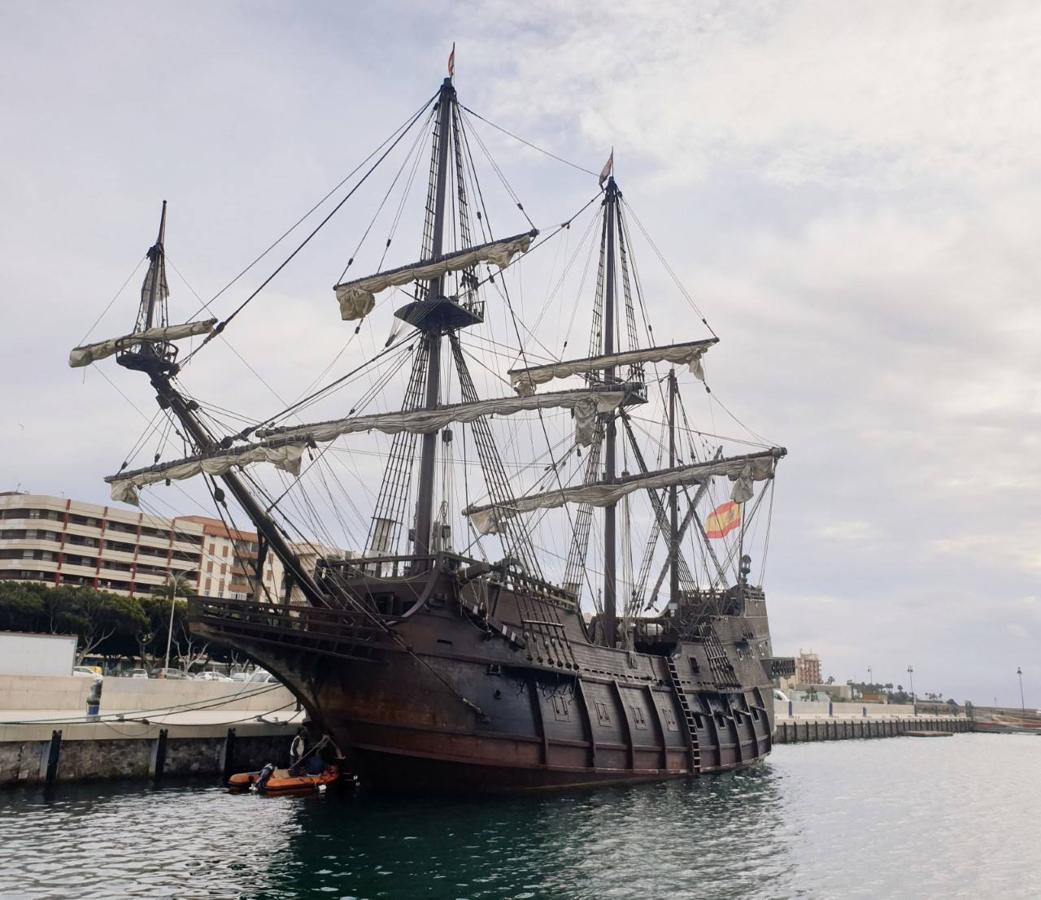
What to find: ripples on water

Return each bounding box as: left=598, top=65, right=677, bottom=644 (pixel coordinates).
left=0, top=734, right=1038, bottom=899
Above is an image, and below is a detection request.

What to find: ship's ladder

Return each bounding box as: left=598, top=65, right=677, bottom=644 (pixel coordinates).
left=666, top=654, right=702, bottom=775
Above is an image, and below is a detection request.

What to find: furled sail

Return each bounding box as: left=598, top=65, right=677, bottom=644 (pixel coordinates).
left=106, top=388, right=631, bottom=505
left=68, top=318, right=218, bottom=368
left=333, top=230, right=537, bottom=321
left=106, top=443, right=306, bottom=505
left=258, top=388, right=629, bottom=448
left=507, top=339, right=718, bottom=396
left=464, top=449, right=783, bottom=535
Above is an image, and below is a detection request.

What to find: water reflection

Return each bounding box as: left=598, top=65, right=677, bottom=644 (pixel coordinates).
left=3, top=736, right=1039, bottom=899
left=0, top=766, right=789, bottom=899
left=268, top=766, right=791, bottom=899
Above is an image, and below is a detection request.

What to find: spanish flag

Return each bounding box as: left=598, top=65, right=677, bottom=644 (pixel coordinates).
left=704, top=501, right=741, bottom=539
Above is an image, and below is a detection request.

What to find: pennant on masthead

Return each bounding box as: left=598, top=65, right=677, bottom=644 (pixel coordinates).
left=448, top=43, right=455, bottom=77
left=598, top=148, right=614, bottom=187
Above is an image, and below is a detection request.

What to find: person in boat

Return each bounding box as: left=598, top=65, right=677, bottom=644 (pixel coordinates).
left=288, top=730, right=329, bottom=776
left=289, top=727, right=306, bottom=768
left=300, top=753, right=325, bottom=776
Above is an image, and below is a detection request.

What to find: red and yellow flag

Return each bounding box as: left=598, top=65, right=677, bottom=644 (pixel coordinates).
left=704, top=501, right=741, bottom=539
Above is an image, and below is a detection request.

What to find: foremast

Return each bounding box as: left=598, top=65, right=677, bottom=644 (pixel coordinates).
left=112, top=204, right=327, bottom=607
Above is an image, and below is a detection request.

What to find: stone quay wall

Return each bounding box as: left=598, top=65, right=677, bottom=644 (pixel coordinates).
left=0, top=674, right=301, bottom=787
left=773, top=716, right=970, bottom=744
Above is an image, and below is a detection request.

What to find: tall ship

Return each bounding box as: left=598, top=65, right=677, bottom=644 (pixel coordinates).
left=71, top=58, right=794, bottom=791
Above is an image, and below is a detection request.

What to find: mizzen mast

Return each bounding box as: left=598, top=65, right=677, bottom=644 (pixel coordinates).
left=668, top=367, right=680, bottom=606
left=602, top=176, right=620, bottom=647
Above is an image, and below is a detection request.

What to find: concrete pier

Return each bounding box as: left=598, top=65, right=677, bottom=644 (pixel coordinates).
left=0, top=675, right=304, bottom=786
left=773, top=716, right=970, bottom=744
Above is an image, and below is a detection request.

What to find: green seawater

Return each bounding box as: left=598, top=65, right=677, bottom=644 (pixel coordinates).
left=0, top=733, right=1038, bottom=899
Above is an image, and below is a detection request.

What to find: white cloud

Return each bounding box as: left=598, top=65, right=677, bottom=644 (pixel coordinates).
left=2, top=0, right=1039, bottom=706
left=459, top=0, right=1041, bottom=190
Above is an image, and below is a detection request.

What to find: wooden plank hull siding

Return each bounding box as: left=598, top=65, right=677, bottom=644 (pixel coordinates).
left=773, top=717, right=971, bottom=744
left=189, top=566, right=781, bottom=793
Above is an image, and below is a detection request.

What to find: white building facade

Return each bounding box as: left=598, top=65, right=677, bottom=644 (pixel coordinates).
left=0, top=493, right=313, bottom=601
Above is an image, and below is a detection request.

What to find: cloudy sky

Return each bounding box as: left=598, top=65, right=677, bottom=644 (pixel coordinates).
left=3, top=1, right=1038, bottom=706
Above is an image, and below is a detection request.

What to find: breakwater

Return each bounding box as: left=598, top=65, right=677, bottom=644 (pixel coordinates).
left=773, top=715, right=969, bottom=743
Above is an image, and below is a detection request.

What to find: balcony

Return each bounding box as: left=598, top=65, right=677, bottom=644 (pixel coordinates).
left=189, top=596, right=390, bottom=664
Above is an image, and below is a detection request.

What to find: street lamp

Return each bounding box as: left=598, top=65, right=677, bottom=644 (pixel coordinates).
left=907, top=665, right=915, bottom=714
left=1018, top=667, right=1025, bottom=714
left=867, top=666, right=873, bottom=687
left=154, top=570, right=183, bottom=676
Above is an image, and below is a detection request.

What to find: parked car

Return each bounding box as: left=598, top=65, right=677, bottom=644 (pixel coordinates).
left=230, top=672, right=251, bottom=682
left=195, top=671, right=232, bottom=682
left=127, top=668, right=149, bottom=679
left=154, top=667, right=187, bottom=680
left=72, top=666, right=101, bottom=678
left=248, top=669, right=279, bottom=684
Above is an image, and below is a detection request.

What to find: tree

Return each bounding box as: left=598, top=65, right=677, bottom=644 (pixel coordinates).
left=1, top=581, right=145, bottom=663
left=70, top=589, right=146, bottom=664
left=135, top=596, right=171, bottom=668
left=0, top=582, right=47, bottom=631
left=174, top=618, right=209, bottom=673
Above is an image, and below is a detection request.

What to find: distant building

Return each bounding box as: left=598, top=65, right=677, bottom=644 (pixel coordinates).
left=288, top=541, right=357, bottom=604
left=795, top=649, right=822, bottom=687
left=0, top=492, right=349, bottom=602
left=179, top=516, right=286, bottom=602
left=0, top=492, right=203, bottom=597
left=808, top=682, right=852, bottom=702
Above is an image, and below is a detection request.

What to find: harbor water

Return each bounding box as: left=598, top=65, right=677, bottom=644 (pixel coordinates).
left=0, top=733, right=1037, bottom=899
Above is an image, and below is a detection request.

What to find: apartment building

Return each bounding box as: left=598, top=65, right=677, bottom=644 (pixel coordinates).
left=0, top=493, right=318, bottom=602
left=795, top=649, right=822, bottom=687
left=0, top=492, right=203, bottom=596
left=181, top=516, right=285, bottom=602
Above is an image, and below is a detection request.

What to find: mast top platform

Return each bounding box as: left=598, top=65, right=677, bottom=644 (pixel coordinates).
left=394, top=294, right=484, bottom=333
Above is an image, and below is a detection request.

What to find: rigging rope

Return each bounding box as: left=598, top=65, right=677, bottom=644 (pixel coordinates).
left=181, top=92, right=439, bottom=363
left=460, top=104, right=600, bottom=177
left=76, top=256, right=147, bottom=347
left=176, top=91, right=439, bottom=335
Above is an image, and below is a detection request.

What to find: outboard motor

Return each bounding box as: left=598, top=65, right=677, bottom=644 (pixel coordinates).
left=252, top=762, right=276, bottom=792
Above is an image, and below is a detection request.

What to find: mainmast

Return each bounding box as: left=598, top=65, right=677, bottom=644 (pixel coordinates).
left=668, top=368, right=680, bottom=605
left=413, top=77, right=455, bottom=567
left=603, top=177, right=619, bottom=647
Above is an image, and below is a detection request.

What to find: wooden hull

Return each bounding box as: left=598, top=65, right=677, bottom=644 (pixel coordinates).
left=189, top=561, right=782, bottom=793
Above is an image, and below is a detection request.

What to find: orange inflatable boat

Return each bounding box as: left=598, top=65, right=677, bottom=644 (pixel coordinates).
left=227, top=763, right=340, bottom=793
